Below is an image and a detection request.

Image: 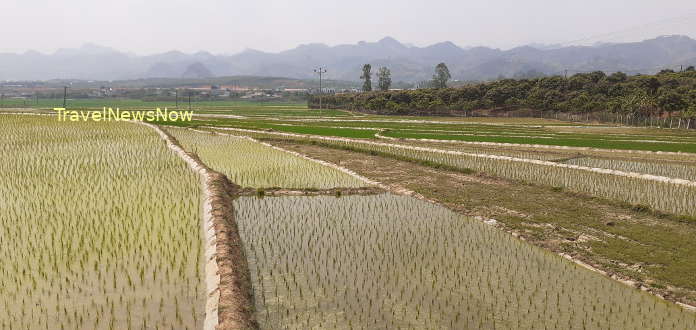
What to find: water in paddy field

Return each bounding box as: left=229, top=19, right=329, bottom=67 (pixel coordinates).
left=0, top=117, right=205, bottom=329
left=234, top=193, right=696, bottom=330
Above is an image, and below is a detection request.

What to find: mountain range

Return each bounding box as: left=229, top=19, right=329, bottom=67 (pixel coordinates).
left=2, top=35, right=695, bottom=82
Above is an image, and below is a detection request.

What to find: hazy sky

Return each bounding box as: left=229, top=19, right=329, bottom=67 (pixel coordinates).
left=3, top=0, right=696, bottom=55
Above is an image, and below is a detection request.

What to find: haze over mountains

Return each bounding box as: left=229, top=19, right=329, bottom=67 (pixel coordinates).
left=2, top=35, right=695, bottom=82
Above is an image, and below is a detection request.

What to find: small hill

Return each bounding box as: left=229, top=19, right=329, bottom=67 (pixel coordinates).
left=181, top=62, right=213, bottom=79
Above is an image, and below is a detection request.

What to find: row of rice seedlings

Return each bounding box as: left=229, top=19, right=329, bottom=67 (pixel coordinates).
left=410, top=140, right=696, bottom=163
left=166, top=127, right=366, bottom=189
left=371, top=122, right=696, bottom=143
left=211, top=126, right=579, bottom=162
left=211, top=125, right=568, bottom=161
left=377, top=134, right=696, bottom=163
left=565, top=157, right=696, bottom=182
left=387, top=139, right=572, bottom=161
left=375, top=131, right=696, bottom=156
left=347, top=141, right=696, bottom=216
left=235, top=194, right=696, bottom=329
left=0, top=115, right=205, bottom=329
left=215, top=128, right=696, bottom=216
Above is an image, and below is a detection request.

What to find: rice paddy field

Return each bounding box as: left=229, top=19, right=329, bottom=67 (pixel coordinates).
left=166, top=127, right=367, bottom=189
left=564, top=157, right=696, bottom=182
left=205, top=126, right=696, bottom=217
left=0, top=115, right=205, bottom=329
left=158, top=107, right=696, bottom=328
left=235, top=194, right=695, bottom=329
left=4, top=100, right=696, bottom=329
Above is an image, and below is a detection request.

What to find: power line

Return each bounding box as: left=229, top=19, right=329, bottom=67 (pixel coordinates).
left=548, top=63, right=692, bottom=78
left=558, top=12, right=696, bottom=47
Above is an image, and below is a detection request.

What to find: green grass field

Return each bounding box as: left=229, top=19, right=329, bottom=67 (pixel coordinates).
left=152, top=102, right=696, bottom=153
left=24, top=98, right=696, bottom=154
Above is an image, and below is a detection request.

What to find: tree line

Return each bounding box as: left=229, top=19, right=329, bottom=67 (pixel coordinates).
left=358, top=62, right=452, bottom=92
left=310, top=66, right=696, bottom=120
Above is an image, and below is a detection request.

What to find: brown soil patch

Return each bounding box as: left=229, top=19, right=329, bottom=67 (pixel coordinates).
left=207, top=172, right=259, bottom=330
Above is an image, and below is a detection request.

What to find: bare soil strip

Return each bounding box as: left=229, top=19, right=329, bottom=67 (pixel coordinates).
left=238, top=187, right=384, bottom=197
left=145, top=123, right=258, bottom=330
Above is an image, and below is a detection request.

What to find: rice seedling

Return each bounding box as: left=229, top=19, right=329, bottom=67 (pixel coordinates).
left=0, top=115, right=205, bottom=329
left=235, top=194, right=696, bottom=329
left=565, top=157, right=696, bottom=182
left=166, top=127, right=367, bottom=189
left=212, top=127, right=696, bottom=216
left=344, top=140, right=696, bottom=216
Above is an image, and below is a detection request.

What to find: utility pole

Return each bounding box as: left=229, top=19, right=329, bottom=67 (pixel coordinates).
left=313, top=67, right=327, bottom=110
left=63, top=86, right=68, bottom=108
left=188, top=90, right=192, bottom=110
left=175, top=89, right=179, bottom=108
left=564, top=69, right=568, bottom=79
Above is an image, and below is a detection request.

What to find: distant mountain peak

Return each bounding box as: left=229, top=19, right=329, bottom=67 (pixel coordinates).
left=194, top=51, right=214, bottom=58
left=162, top=50, right=186, bottom=56
left=181, top=62, right=213, bottom=79
left=2, top=35, right=695, bottom=82
left=239, top=48, right=266, bottom=55
left=81, top=42, right=108, bottom=50
left=523, top=43, right=564, bottom=50
left=654, top=34, right=692, bottom=41
left=53, top=43, right=119, bottom=56
left=426, top=41, right=460, bottom=49
left=378, top=36, right=401, bottom=45
left=295, top=43, right=330, bottom=50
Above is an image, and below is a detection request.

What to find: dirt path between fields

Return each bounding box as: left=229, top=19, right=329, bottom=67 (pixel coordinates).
left=237, top=186, right=384, bottom=197
left=145, top=123, right=258, bottom=330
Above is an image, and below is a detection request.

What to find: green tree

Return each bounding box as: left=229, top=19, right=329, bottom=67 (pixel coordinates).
left=607, top=72, right=627, bottom=83
left=684, top=103, right=696, bottom=118
left=639, top=77, right=661, bottom=95
left=432, top=63, right=451, bottom=89
left=622, top=91, right=657, bottom=116
left=658, top=92, right=687, bottom=114
left=360, top=64, right=372, bottom=92
left=377, top=67, right=392, bottom=91
left=313, top=68, right=696, bottom=120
